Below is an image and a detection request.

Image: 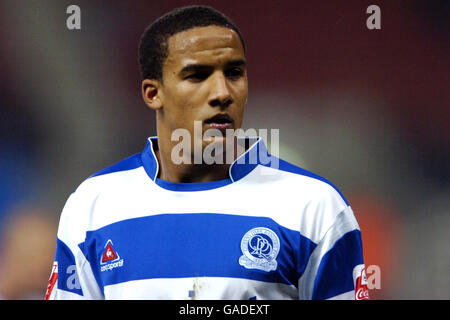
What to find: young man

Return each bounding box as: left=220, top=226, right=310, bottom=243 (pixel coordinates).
left=46, top=5, right=368, bottom=300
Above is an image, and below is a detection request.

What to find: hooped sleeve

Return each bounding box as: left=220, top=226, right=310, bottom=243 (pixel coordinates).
left=299, top=206, right=369, bottom=300
left=45, top=191, right=103, bottom=300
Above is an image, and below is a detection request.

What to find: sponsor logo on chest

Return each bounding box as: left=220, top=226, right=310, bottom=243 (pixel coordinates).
left=100, top=239, right=124, bottom=272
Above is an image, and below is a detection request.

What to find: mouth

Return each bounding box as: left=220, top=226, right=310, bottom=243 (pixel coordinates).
left=203, top=113, right=234, bottom=130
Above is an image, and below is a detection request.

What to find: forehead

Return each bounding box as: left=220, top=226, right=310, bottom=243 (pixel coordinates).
left=165, top=25, right=245, bottom=68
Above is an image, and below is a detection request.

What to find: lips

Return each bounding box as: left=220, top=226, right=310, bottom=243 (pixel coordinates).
left=204, top=113, right=234, bottom=130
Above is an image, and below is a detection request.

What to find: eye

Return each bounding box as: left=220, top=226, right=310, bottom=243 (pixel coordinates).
left=185, top=72, right=209, bottom=82
left=225, top=67, right=244, bottom=80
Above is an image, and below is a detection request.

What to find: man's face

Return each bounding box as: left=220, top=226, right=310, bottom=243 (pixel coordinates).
left=156, top=25, right=248, bottom=152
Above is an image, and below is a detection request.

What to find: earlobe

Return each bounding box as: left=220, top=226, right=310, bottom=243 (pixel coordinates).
left=142, top=79, right=163, bottom=110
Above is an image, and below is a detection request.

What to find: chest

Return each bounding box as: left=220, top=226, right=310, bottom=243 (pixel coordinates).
left=81, top=213, right=314, bottom=299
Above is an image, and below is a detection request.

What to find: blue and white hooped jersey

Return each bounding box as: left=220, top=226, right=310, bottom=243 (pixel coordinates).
left=45, top=137, right=368, bottom=300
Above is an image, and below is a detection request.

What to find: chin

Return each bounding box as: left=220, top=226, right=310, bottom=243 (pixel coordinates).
left=201, top=135, right=227, bottom=149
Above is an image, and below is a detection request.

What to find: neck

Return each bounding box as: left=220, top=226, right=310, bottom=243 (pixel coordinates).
left=155, top=148, right=231, bottom=183
left=154, top=126, right=249, bottom=183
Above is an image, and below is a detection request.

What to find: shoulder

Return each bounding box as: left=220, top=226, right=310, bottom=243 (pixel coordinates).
left=57, top=153, right=145, bottom=241
left=260, top=156, right=349, bottom=206
left=256, top=157, right=352, bottom=242
left=87, top=153, right=143, bottom=180
left=72, top=153, right=144, bottom=195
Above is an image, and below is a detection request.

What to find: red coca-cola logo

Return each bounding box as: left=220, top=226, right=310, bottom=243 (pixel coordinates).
left=356, top=287, right=369, bottom=300
left=355, top=268, right=369, bottom=300
left=45, top=262, right=58, bottom=300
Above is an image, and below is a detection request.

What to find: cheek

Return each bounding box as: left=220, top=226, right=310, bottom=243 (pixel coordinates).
left=231, top=77, right=248, bottom=102
left=232, top=84, right=248, bottom=120
left=163, top=85, right=206, bottom=127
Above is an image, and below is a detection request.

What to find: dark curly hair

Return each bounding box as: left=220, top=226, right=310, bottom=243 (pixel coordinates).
left=138, top=5, right=245, bottom=82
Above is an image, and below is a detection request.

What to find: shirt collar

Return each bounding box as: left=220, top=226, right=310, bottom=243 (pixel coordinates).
left=140, top=136, right=270, bottom=190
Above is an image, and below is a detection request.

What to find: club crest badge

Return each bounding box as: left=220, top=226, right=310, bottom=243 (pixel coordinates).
left=239, top=227, right=280, bottom=272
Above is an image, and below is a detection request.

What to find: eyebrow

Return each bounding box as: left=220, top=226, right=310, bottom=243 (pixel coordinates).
left=179, top=59, right=246, bottom=74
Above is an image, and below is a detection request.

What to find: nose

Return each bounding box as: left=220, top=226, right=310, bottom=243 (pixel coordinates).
left=208, top=72, right=233, bottom=108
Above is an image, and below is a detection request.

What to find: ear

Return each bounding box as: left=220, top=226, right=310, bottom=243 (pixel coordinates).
left=142, top=79, right=163, bottom=110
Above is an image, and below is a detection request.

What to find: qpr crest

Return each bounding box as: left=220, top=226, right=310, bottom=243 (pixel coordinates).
left=239, top=227, right=280, bottom=272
